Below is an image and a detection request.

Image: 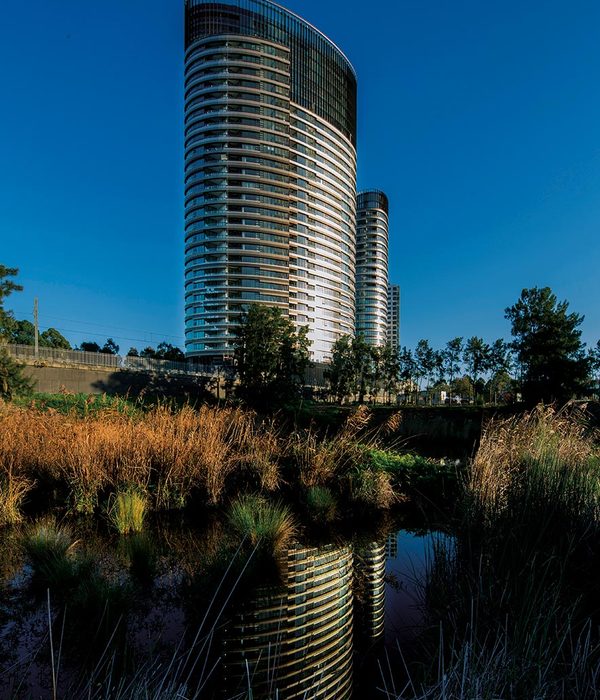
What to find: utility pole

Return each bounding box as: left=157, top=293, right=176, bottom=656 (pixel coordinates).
left=33, top=297, right=39, bottom=358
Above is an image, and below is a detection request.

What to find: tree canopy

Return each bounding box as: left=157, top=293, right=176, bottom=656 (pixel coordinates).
left=233, top=304, right=311, bottom=407
left=0, top=265, right=33, bottom=399
left=505, top=287, right=589, bottom=405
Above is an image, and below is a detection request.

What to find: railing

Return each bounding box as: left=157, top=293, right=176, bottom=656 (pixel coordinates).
left=4, top=344, right=219, bottom=377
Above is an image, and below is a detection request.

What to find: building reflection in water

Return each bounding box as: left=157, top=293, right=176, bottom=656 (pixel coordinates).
left=354, top=541, right=386, bottom=642
left=222, top=543, right=354, bottom=699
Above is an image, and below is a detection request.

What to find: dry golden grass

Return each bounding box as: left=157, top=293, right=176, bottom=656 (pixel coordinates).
left=469, top=405, right=600, bottom=524
left=287, top=406, right=375, bottom=488
left=0, top=403, right=285, bottom=514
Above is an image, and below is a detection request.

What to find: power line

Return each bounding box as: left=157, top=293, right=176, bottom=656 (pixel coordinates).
left=10, top=309, right=185, bottom=344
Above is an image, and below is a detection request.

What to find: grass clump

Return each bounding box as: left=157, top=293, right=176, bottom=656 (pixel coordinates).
left=350, top=467, right=396, bottom=509
left=0, top=469, right=32, bottom=526
left=394, top=406, right=600, bottom=699
left=21, top=518, right=81, bottom=589
left=228, top=494, right=296, bottom=552
left=107, top=487, right=148, bottom=534
left=305, top=485, right=338, bottom=523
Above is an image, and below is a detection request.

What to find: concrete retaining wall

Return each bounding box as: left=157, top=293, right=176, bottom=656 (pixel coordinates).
left=23, top=365, right=223, bottom=401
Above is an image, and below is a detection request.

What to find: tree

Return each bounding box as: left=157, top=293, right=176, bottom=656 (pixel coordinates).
left=351, top=335, right=372, bottom=403
left=589, top=340, right=600, bottom=394
left=463, top=337, right=491, bottom=402
left=444, top=337, right=463, bottom=400
left=0, top=265, right=32, bottom=398
left=379, top=343, right=400, bottom=404
left=80, top=341, right=101, bottom=353
left=140, top=346, right=156, bottom=358
left=487, top=339, right=512, bottom=404
left=4, top=319, right=35, bottom=346
left=101, top=338, right=120, bottom=355
left=40, top=328, right=71, bottom=349
left=415, top=339, right=435, bottom=402
left=0, top=265, right=22, bottom=313
left=0, top=347, right=33, bottom=399
left=505, top=287, right=590, bottom=405
left=325, top=335, right=355, bottom=402
left=398, top=347, right=417, bottom=403
left=155, top=342, right=185, bottom=362
left=233, top=304, right=311, bottom=407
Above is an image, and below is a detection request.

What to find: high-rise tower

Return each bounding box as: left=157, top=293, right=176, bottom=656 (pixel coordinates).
left=355, top=190, right=389, bottom=346
left=387, top=283, right=400, bottom=352
left=184, top=0, right=357, bottom=362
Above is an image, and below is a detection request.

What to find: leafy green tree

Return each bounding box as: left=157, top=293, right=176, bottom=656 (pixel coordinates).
left=0, top=265, right=22, bottom=315
left=4, top=319, right=35, bottom=345
left=463, top=337, right=491, bottom=402
left=233, top=304, right=311, bottom=407
left=127, top=347, right=139, bottom=357
left=351, top=335, right=372, bottom=403
left=398, top=347, right=417, bottom=403
left=0, top=347, right=33, bottom=399
left=140, top=346, right=156, bottom=358
left=589, top=340, right=600, bottom=394
left=505, top=287, right=590, bottom=405
left=487, top=339, right=512, bottom=403
left=155, top=342, right=185, bottom=362
left=325, top=335, right=355, bottom=402
left=80, top=341, right=101, bottom=353
left=0, top=265, right=32, bottom=398
left=379, top=343, right=400, bottom=404
left=101, top=338, right=119, bottom=355
left=40, top=328, right=71, bottom=349
left=415, top=339, right=435, bottom=402
left=443, top=337, right=463, bottom=400
left=452, top=375, right=473, bottom=403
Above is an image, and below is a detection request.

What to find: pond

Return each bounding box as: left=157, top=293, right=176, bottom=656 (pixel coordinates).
left=0, top=516, right=444, bottom=699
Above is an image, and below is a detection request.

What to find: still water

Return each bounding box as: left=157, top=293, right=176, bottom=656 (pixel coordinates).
left=0, top=520, right=441, bottom=699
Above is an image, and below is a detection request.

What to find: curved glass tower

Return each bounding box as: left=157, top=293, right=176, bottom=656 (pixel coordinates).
left=184, top=0, right=358, bottom=362
left=355, top=190, right=389, bottom=346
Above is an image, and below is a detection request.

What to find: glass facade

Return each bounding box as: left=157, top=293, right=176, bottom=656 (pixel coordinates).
left=387, top=283, right=400, bottom=352
left=355, top=190, right=389, bottom=347
left=184, top=0, right=357, bottom=361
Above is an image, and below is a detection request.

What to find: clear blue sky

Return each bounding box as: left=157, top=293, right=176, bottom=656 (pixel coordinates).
left=1, top=0, right=599, bottom=353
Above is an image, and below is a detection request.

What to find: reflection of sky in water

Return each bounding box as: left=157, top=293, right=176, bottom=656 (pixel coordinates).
left=385, top=531, right=441, bottom=645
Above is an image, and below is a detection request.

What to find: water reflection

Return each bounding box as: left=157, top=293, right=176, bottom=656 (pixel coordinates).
left=221, top=544, right=354, bottom=700
left=0, top=521, right=438, bottom=698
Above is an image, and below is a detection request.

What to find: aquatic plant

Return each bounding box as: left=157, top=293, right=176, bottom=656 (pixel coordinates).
left=305, top=485, right=338, bottom=523
left=107, top=487, right=148, bottom=535
left=350, top=468, right=396, bottom=509
left=386, top=407, right=600, bottom=699
left=228, top=494, right=296, bottom=552
left=0, top=469, right=32, bottom=526
left=21, top=518, right=81, bottom=589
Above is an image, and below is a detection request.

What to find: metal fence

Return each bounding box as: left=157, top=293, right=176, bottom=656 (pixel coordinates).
left=4, top=344, right=219, bottom=377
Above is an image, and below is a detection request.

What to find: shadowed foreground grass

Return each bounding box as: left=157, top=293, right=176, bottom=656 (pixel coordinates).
left=386, top=406, right=600, bottom=699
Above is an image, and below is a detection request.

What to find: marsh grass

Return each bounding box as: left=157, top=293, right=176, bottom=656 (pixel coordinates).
left=0, top=402, right=422, bottom=520
left=228, top=494, right=296, bottom=552
left=21, top=518, right=82, bottom=590
left=0, top=469, right=32, bottom=526
left=388, top=406, right=600, bottom=699
left=107, top=487, right=148, bottom=535
left=305, top=485, right=338, bottom=523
